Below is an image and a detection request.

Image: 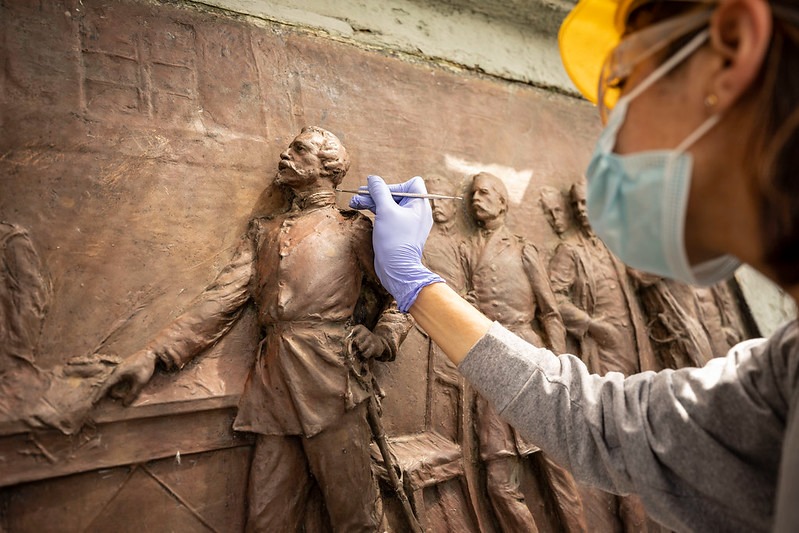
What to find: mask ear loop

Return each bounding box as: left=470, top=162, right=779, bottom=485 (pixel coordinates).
left=598, top=28, right=714, bottom=154
left=623, top=28, right=711, bottom=103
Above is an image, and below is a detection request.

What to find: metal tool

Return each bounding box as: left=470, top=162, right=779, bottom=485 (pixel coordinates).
left=335, top=188, right=462, bottom=201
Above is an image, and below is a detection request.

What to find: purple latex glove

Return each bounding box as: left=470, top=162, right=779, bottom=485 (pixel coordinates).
left=350, top=175, right=445, bottom=312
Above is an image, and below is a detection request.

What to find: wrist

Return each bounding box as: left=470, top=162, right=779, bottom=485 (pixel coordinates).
left=141, top=347, right=166, bottom=369
left=395, top=266, right=445, bottom=313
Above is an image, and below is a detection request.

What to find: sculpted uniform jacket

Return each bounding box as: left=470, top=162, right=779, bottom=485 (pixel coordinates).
left=462, top=225, right=567, bottom=459
left=144, top=192, right=410, bottom=438
left=0, top=222, right=49, bottom=368
left=459, top=319, right=799, bottom=532
left=549, top=236, right=657, bottom=372
left=423, top=223, right=466, bottom=292
left=462, top=226, right=566, bottom=353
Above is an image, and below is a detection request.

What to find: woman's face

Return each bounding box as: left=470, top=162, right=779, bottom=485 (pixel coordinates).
left=608, top=8, right=765, bottom=268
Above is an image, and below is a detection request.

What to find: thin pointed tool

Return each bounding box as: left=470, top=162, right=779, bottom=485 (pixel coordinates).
left=335, top=188, right=463, bottom=201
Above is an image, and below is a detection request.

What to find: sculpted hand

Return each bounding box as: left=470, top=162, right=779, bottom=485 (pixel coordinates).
left=349, top=175, right=444, bottom=312
left=348, top=325, right=387, bottom=360
left=588, top=320, right=624, bottom=352
left=99, top=349, right=158, bottom=406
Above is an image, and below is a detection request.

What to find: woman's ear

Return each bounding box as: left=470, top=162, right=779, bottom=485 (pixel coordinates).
left=708, top=0, right=773, bottom=111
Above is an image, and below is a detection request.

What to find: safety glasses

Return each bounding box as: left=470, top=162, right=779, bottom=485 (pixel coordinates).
left=597, top=6, right=714, bottom=124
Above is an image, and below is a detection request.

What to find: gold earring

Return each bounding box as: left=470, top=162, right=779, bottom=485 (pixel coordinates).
left=704, top=93, right=719, bottom=108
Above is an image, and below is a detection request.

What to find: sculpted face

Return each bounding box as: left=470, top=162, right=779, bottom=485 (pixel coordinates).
left=431, top=198, right=456, bottom=224
left=540, top=189, right=568, bottom=236
left=427, top=180, right=457, bottom=224
left=276, top=130, right=327, bottom=191
left=571, top=184, right=590, bottom=230
left=470, top=175, right=506, bottom=225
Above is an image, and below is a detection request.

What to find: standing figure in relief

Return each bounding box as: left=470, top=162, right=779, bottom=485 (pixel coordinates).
left=423, top=175, right=467, bottom=293
left=422, top=174, right=467, bottom=414
left=103, top=127, right=411, bottom=533
left=541, top=188, right=657, bottom=532
left=539, top=186, right=580, bottom=355
left=547, top=182, right=656, bottom=375
left=462, top=172, right=586, bottom=533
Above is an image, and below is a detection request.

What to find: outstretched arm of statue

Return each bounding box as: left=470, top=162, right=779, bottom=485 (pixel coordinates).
left=101, top=229, right=256, bottom=405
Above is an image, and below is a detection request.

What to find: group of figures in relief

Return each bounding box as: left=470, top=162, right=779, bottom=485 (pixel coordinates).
left=422, top=171, right=748, bottom=532
left=0, top=127, right=749, bottom=532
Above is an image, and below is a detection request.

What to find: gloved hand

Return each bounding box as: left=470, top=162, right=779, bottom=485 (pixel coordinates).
left=350, top=175, right=444, bottom=312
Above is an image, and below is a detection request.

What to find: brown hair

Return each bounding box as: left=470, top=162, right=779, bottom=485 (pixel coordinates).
left=300, top=126, right=351, bottom=186
left=749, top=2, right=799, bottom=284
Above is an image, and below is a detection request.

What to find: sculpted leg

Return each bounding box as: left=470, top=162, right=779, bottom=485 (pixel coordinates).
left=537, top=452, right=588, bottom=533
left=302, top=402, right=380, bottom=533
left=485, top=456, right=539, bottom=533
left=246, top=434, right=313, bottom=532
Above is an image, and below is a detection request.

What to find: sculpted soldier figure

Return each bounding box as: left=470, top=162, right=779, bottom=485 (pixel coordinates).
left=541, top=190, right=656, bottom=531
left=0, top=222, right=49, bottom=418
left=423, top=175, right=466, bottom=292
left=104, top=127, right=410, bottom=532
left=462, top=172, right=586, bottom=533
left=422, top=175, right=467, bottom=410
left=547, top=182, right=656, bottom=375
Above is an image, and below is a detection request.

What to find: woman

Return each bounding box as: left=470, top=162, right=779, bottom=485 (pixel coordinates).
left=350, top=0, right=799, bottom=530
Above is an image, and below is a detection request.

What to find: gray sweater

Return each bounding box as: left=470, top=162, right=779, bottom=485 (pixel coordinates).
left=459, top=319, right=799, bottom=532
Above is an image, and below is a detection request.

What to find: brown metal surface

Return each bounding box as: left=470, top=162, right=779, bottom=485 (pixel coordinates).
left=0, top=1, right=754, bottom=531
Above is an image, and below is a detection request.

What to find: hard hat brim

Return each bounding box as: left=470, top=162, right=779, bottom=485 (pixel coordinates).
left=558, top=0, right=639, bottom=104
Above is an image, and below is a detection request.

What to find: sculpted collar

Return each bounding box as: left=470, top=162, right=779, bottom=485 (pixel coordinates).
left=290, top=190, right=336, bottom=212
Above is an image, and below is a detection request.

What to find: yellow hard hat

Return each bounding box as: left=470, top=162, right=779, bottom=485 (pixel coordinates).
left=558, top=0, right=651, bottom=104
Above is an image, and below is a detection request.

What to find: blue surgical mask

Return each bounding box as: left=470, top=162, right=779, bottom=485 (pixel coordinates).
left=586, top=28, right=741, bottom=287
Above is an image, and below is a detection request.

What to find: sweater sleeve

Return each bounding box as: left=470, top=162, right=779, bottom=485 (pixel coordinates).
left=459, top=321, right=794, bottom=532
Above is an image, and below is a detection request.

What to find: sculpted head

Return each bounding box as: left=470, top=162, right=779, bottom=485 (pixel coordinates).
left=569, top=181, right=590, bottom=230
left=469, top=172, right=508, bottom=227
left=426, top=175, right=458, bottom=225
left=276, top=127, right=350, bottom=191
left=539, top=186, right=568, bottom=236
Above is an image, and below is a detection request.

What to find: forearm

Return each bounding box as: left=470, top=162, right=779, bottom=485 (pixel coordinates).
left=409, top=282, right=492, bottom=365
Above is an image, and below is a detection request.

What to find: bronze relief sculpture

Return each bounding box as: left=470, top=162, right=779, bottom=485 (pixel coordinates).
left=0, top=1, right=762, bottom=529
left=462, top=172, right=587, bottom=532
left=547, top=183, right=656, bottom=375
left=102, top=127, right=411, bottom=532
